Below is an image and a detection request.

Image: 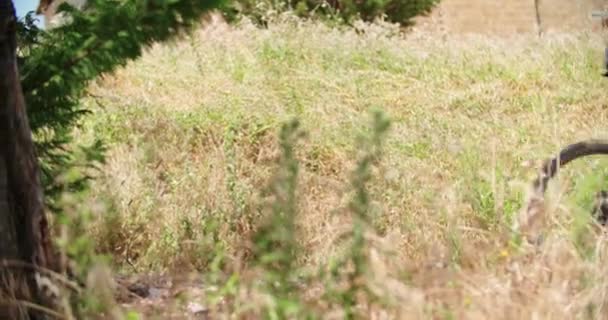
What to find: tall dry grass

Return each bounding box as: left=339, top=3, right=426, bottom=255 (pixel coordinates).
left=75, top=13, right=608, bottom=318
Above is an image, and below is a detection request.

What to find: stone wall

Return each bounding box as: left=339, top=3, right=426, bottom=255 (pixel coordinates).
left=415, top=0, right=608, bottom=35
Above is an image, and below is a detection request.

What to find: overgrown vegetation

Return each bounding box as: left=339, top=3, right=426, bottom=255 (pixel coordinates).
left=15, top=0, right=224, bottom=317
left=249, top=118, right=306, bottom=319
left=15, top=2, right=608, bottom=318
left=221, top=0, right=439, bottom=26
left=17, top=0, right=222, bottom=210
left=76, top=15, right=608, bottom=318
left=321, top=110, right=390, bottom=319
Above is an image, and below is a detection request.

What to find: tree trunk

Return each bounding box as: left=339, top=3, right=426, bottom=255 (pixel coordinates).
left=0, top=0, right=57, bottom=318
left=534, top=0, right=542, bottom=37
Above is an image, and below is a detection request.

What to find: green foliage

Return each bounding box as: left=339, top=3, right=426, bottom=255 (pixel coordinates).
left=564, top=160, right=608, bottom=259
left=323, top=110, right=391, bottom=319
left=337, top=0, right=439, bottom=26
left=222, top=0, right=440, bottom=27
left=224, top=124, right=248, bottom=230
left=16, top=0, right=223, bottom=210
left=43, top=164, right=144, bottom=318
left=250, top=118, right=308, bottom=319
left=15, top=0, right=223, bottom=317
left=458, top=149, right=523, bottom=231
left=245, top=113, right=392, bottom=318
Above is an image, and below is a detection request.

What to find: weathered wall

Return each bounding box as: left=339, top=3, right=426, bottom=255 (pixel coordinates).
left=416, top=0, right=608, bottom=35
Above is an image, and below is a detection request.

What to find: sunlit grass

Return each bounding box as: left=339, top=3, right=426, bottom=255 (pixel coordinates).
left=78, top=14, right=608, bottom=318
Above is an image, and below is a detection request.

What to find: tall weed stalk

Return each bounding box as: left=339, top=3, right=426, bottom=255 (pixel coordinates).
left=323, top=110, right=391, bottom=319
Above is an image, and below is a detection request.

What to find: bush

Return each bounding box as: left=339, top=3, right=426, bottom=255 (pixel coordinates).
left=222, top=0, right=440, bottom=27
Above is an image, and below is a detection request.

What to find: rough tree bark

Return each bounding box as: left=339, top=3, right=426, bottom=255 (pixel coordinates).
left=0, top=0, right=57, bottom=318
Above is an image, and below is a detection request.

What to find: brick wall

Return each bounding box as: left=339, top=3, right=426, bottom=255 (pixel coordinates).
left=416, top=0, right=608, bottom=35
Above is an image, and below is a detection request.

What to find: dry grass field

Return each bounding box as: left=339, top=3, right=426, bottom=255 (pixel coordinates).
left=70, top=13, right=608, bottom=319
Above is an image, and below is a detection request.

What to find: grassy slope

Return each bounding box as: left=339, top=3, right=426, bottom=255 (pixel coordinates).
left=78, top=15, right=608, bottom=318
